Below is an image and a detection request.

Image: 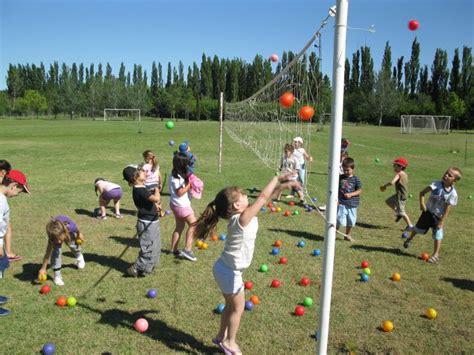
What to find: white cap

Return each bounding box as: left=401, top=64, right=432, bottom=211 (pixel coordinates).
left=293, top=137, right=303, bottom=143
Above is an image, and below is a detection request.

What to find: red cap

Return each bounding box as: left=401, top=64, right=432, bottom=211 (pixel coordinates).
left=392, top=157, right=408, bottom=168
left=4, top=170, right=30, bottom=193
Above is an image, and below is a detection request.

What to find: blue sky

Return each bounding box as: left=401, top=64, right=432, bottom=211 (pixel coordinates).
left=1, top=0, right=472, bottom=90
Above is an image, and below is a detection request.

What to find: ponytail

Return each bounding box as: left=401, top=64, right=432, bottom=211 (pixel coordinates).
left=193, top=201, right=220, bottom=241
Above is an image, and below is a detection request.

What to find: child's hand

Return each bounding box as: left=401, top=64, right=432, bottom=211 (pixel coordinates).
left=38, top=268, right=47, bottom=279
left=380, top=185, right=386, bottom=192
left=343, top=193, right=352, bottom=199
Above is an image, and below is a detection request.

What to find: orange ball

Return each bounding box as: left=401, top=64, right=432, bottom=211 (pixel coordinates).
left=250, top=295, right=260, bottom=305
left=382, top=320, right=394, bottom=332
left=56, top=296, right=67, bottom=307
left=274, top=240, right=282, bottom=247
left=391, top=273, right=401, bottom=281
left=283, top=211, right=291, bottom=217
left=299, top=105, right=315, bottom=121
left=279, top=92, right=295, bottom=108
left=211, top=235, right=218, bottom=241
left=420, top=252, right=430, bottom=261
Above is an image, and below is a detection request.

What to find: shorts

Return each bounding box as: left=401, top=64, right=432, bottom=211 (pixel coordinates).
left=337, top=204, right=357, bottom=227
left=101, top=187, right=122, bottom=201
left=213, top=258, right=244, bottom=294
left=414, top=210, right=444, bottom=240
left=170, top=202, right=194, bottom=219
left=385, top=195, right=407, bottom=215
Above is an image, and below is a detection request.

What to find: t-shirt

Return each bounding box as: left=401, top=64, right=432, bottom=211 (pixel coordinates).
left=96, top=180, right=121, bottom=192
left=280, top=155, right=298, bottom=178
left=292, top=148, right=307, bottom=169
left=54, top=215, right=78, bottom=238
left=132, top=186, right=159, bottom=221
left=338, top=175, right=362, bottom=207
left=395, top=172, right=408, bottom=200
left=142, top=163, right=160, bottom=186
left=169, top=174, right=191, bottom=208
left=0, top=194, right=10, bottom=239
left=219, top=214, right=259, bottom=270
left=426, top=180, right=458, bottom=218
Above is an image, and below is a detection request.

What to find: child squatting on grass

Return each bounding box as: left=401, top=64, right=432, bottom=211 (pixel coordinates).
left=38, top=216, right=86, bottom=286
left=94, top=178, right=124, bottom=219
left=193, top=173, right=298, bottom=355
left=380, top=157, right=413, bottom=231
left=403, top=167, right=462, bottom=263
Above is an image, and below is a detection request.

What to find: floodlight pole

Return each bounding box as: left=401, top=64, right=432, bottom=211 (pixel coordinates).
left=317, top=0, right=349, bottom=354
left=218, top=92, right=224, bottom=173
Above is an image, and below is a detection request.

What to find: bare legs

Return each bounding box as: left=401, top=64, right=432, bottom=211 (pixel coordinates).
left=216, top=291, right=245, bottom=352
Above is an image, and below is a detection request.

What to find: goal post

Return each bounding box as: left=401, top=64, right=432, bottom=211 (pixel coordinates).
left=103, top=109, right=141, bottom=121
left=400, top=115, right=451, bottom=134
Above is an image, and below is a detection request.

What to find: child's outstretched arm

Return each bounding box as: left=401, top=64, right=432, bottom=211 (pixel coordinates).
left=419, top=186, right=432, bottom=211
left=38, top=242, right=54, bottom=276
left=380, top=173, right=400, bottom=192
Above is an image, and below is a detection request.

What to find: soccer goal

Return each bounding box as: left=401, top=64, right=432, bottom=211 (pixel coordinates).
left=103, top=109, right=141, bottom=121
left=400, top=115, right=451, bottom=134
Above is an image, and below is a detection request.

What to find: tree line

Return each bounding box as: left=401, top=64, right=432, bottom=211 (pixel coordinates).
left=1, top=38, right=472, bottom=128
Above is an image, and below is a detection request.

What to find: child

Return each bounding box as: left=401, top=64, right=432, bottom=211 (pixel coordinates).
left=94, top=178, right=123, bottom=219
left=0, top=160, right=22, bottom=261
left=276, top=143, right=303, bottom=202
left=126, top=168, right=161, bottom=277
left=178, top=141, right=196, bottom=177
left=341, top=137, right=351, bottom=154
left=292, top=136, right=313, bottom=191
left=337, top=157, right=362, bottom=241
left=38, top=216, right=85, bottom=286
left=142, top=150, right=162, bottom=191
left=403, top=167, right=462, bottom=263
left=169, top=152, right=197, bottom=261
left=193, top=173, right=295, bottom=354
left=0, top=169, right=29, bottom=316
left=380, top=157, right=413, bottom=230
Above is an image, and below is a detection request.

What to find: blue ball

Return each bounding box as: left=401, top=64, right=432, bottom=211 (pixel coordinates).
left=147, top=288, right=157, bottom=298
left=216, top=303, right=225, bottom=314
left=297, top=240, right=306, bottom=248
left=312, top=249, right=321, bottom=256
left=260, top=207, right=267, bottom=212
left=42, top=343, right=56, bottom=355
left=271, top=247, right=280, bottom=255
left=401, top=232, right=409, bottom=238
left=361, top=274, right=369, bottom=282
left=169, top=140, right=175, bottom=146
left=311, top=197, right=318, bottom=202
left=245, top=300, right=254, bottom=311
left=219, top=234, right=226, bottom=241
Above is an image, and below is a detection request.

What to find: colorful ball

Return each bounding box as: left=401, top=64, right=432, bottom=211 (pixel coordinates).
left=279, top=257, right=288, bottom=264
left=401, top=232, right=409, bottom=239
left=274, top=240, right=282, bottom=247
left=408, top=19, right=419, bottom=31
left=38, top=274, right=47, bottom=282
left=42, top=343, right=56, bottom=355
left=279, top=92, right=295, bottom=108
left=426, top=308, right=437, bottom=319
left=196, top=240, right=204, bottom=248
left=408, top=193, right=414, bottom=198
left=420, top=252, right=430, bottom=261
left=260, top=207, right=267, bottom=212
left=283, top=210, right=291, bottom=216
left=288, top=201, right=295, bottom=206
left=168, top=140, right=175, bottom=146
left=270, top=54, right=279, bottom=62
left=271, top=247, right=280, bottom=255
left=312, top=249, right=321, bottom=256
left=67, top=296, right=77, bottom=307
left=303, top=297, right=313, bottom=307
left=295, top=305, right=305, bottom=316
left=382, top=320, right=394, bottom=332
left=297, top=240, right=306, bottom=248
left=165, top=121, right=174, bottom=129
left=75, top=238, right=83, bottom=245
left=375, top=157, right=380, bottom=163
left=259, top=264, right=268, bottom=272
left=468, top=194, right=473, bottom=200
left=391, top=273, right=401, bottom=281
left=362, top=268, right=371, bottom=275
left=271, top=279, right=281, bottom=288
left=361, top=260, right=369, bottom=269
left=300, top=277, right=310, bottom=286
left=165, top=209, right=172, bottom=215
left=56, top=296, right=67, bottom=307
left=293, top=210, right=300, bottom=216
left=147, top=288, right=157, bottom=298
left=244, top=281, right=253, bottom=290
left=211, top=234, right=218, bottom=241
left=298, top=105, right=315, bottom=121
left=134, top=318, right=149, bottom=333
left=215, top=303, right=225, bottom=314
left=276, top=207, right=282, bottom=213
left=219, top=234, right=226, bottom=241
left=311, top=197, right=318, bottom=202
left=361, top=274, right=369, bottom=282
left=245, top=300, right=254, bottom=311
left=250, top=295, right=260, bottom=305
left=40, top=285, right=51, bottom=295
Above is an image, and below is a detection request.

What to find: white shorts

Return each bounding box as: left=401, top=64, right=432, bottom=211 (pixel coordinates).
left=213, top=258, right=244, bottom=295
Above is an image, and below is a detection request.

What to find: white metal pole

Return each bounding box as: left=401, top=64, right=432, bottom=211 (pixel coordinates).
left=218, top=92, right=224, bottom=173
left=317, top=0, right=349, bottom=354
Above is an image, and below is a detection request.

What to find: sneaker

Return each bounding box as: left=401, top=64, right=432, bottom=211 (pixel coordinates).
left=96, top=215, right=107, bottom=220
left=179, top=249, right=197, bottom=262
left=0, top=307, right=11, bottom=316
left=173, top=250, right=180, bottom=257
left=76, top=254, right=85, bottom=269
left=285, top=194, right=294, bottom=199
left=126, top=265, right=139, bottom=277
left=404, top=225, right=414, bottom=232
left=53, top=275, right=65, bottom=286
left=115, top=213, right=123, bottom=219
left=0, top=295, right=8, bottom=305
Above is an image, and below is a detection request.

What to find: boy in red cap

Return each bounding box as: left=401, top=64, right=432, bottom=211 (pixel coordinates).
left=0, top=169, right=30, bottom=316
left=380, top=157, right=413, bottom=231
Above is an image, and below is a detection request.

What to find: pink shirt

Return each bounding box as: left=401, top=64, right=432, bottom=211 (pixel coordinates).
left=142, top=163, right=160, bottom=186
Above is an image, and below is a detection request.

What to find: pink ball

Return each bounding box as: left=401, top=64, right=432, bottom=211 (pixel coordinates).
left=134, top=318, right=149, bottom=333
left=270, top=54, right=279, bottom=62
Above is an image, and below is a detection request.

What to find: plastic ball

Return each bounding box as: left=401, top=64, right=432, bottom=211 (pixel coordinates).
left=297, top=240, right=306, bottom=248
left=362, top=268, right=371, bottom=275
left=276, top=207, right=282, bottom=213
left=300, top=277, right=310, bottom=286
left=401, top=232, right=409, bottom=239
left=271, top=279, right=281, bottom=288
left=147, top=288, right=157, bottom=298
left=382, top=320, right=394, bottom=332
left=38, top=274, right=47, bottom=282
left=391, top=273, right=401, bottom=281
left=260, top=207, right=267, bottom=212
left=312, top=249, right=321, bottom=256
left=361, top=274, right=369, bottom=282
left=303, top=297, right=313, bottom=307
left=283, top=211, right=291, bottom=217
left=196, top=240, right=204, bottom=248
left=67, top=296, right=77, bottom=307
left=298, top=105, right=315, bottom=121
left=274, top=240, right=282, bottom=247
left=165, top=209, right=172, bottom=216
left=211, top=235, right=218, bottom=241
left=468, top=194, right=473, bottom=200
left=40, top=285, right=51, bottom=295
left=165, top=121, right=174, bottom=129
left=267, top=202, right=273, bottom=208
left=375, top=157, right=380, bottom=163
left=259, top=264, right=268, bottom=272
left=75, top=238, right=83, bottom=245
left=271, top=247, right=280, bottom=255
left=134, top=318, right=149, bottom=333
left=245, top=300, right=254, bottom=311
left=311, top=197, right=318, bottom=202
left=56, top=296, right=67, bottom=307
left=250, top=295, right=260, bottom=305
left=361, top=260, right=369, bottom=269
left=420, top=252, right=430, bottom=261
left=271, top=207, right=277, bottom=212
left=408, top=193, right=414, bottom=198
left=244, top=281, right=253, bottom=290
left=293, top=210, right=300, bottom=216
left=295, top=305, right=305, bottom=316
left=201, top=242, right=209, bottom=250
left=219, top=234, right=226, bottom=241
left=426, top=308, right=437, bottom=319
left=408, top=20, right=419, bottom=31
left=215, top=303, right=225, bottom=314
left=279, top=92, right=295, bottom=108
left=279, top=257, right=288, bottom=264
left=288, top=201, right=295, bottom=206
left=168, top=140, right=175, bottom=146
left=42, top=342, right=56, bottom=355
left=270, top=54, right=279, bottom=62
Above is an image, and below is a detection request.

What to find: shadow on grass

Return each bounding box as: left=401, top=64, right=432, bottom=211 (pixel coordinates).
left=355, top=221, right=389, bottom=230
left=350, top=244, right=416, bottom=258
left=109, top=235, right=139, bottom=247
left=441, top=277, right=474, bottom=292
left=80, top=304, right=217, bottom=354
left=74, top=208, right=137, bottom=218
left=75, top=208, right=97, bottom=218
left=80, top=252, right=131, bottom=274
left=268, top=228, right=324, bottom=241
left=13, top=263, right=42, bottom=284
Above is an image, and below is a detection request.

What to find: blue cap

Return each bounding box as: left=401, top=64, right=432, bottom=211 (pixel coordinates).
left=178, top=142, right=189, bottom=152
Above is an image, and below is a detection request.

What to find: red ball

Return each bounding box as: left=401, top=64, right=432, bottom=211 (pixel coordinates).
left=40, top=285, right=51, bottom=295
left=244, top=281, right=253, bottom=290
left=300, top=277, right=310, bottom=286
left=288, top=201, right=295, bottom=206
left=270, top=54, right=279, bottom=62
left=408, top=20, right=419, bottom=31
left=283, top=211, right=291, bottom=217
left=361, top=260, right=369, bottom=269
left=279, top=92, right=295, bottom=108
left=274, top=240, right=282, bottom=247
left=295, top=305, right=305, bottom=316
left=279, top=257, right=288, bottom=264
left=271, top=279, right=281, bottom=288
left=298, top=105, right=315, bottom=121
left=420, top=252, right=430, bottom=261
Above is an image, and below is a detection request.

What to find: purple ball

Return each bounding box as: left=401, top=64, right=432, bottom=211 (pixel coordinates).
left=245, top=300, right=254, bottom=311
left=147, top=288, right=157, bottom=298
left=42, top=343, right=56, bottom=355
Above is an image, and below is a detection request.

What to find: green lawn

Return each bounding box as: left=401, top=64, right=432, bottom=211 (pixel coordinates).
left=0, top=119, right=473, bottom=354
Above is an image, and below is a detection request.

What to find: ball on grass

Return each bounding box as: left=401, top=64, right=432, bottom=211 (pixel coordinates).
left=259, top=264, right=268, bottom=272
left=303, top=297, right=313, bottom=307
left=426, top=308, right=437, bottom=319
left=134, top=318, right=149, bottom=333
left=382, top=320, right=394, bottom=332
left=215, top=303, right=225, bottom=314
left=42, top=343, right=56, bottom=355
left=147, top=288, right=157, bottom=298
left=312, top=249, right=321, bottom=256
left=67, top=296, right=77, bottom=307
left=165, top=121, right=174, bottom=129
left=245, top=300, right=254, bottom=311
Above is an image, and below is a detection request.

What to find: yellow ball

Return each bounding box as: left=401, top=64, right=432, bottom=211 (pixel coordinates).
left=201, top=242, right=208, bottom=250
left=391, top=273, right=401, bottom=281
left=196, top=240, right=204, bottom=248
left=276, top=207, right=282, bottom=212
left=426, top=308, right=437, bottom=320
left=382, top=320, right=394, bottom=332
left=38, top=274, right=47, bottom=282
left=75, top=238, right=83, bottom=245
left=362, top=268, right=371, bottom=275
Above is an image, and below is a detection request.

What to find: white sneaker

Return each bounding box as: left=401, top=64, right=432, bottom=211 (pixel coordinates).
left=53, top=275, right=64, bottom=286
left=76, top=254, right=85, bottom=269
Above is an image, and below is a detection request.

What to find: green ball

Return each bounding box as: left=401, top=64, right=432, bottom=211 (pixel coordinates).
left=67, top=296, right=77, bottom=307
left=259, top=264, right=268, bottom=272
left=293, top=210, right=300, bottom=215
left=375, top=157, right=380, bottom=163
left=165, top=121, right=174, bottom=129
left=468, top=195, right=473, bottom=200
left=303, top=297, right=313, bottom=307
left=408, top=193, right=414, bottom=198
left=362, top=267, right=371, bottom=275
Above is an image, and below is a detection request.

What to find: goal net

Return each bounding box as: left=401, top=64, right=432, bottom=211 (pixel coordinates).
left=400, top=115, right=451, bottom=134
left=104, top=109, right=141, bottom=121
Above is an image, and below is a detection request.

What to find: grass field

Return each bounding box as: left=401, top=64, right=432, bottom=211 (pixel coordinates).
left=0, top=119, right=473, bottom=354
